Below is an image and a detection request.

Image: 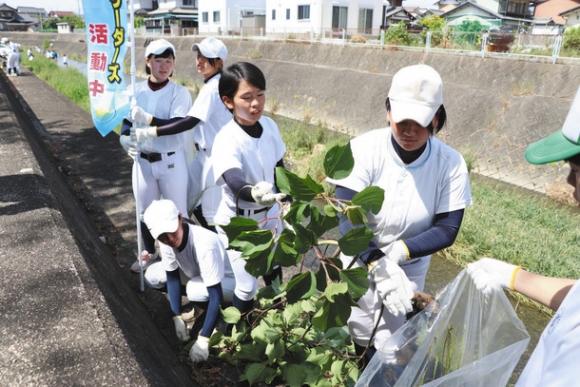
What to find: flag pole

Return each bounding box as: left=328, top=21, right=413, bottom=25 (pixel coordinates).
left=128, top=0, right=145, bottom=292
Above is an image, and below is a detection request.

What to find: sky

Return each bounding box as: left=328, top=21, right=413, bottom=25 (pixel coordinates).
left=6, top=0, right=83, bottom=14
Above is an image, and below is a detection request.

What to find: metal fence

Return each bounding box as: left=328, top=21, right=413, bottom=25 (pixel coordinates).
left=146, top=26, right=580, bottom=65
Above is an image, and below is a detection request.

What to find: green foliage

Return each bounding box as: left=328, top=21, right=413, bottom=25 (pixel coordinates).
left=214, top=143, right=384, bottom=386
left=563, top=26, right=580, bottom=52
left=135, top=16, right=145, bottom=28
left=453, top=20, right=484, bottom=47
left=419, top=15, right=446, bottom=47
left=384, top=21, right=412, bottom=46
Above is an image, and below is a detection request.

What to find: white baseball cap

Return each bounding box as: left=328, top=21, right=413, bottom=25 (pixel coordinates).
left=191, top=36, right=228, bottom=61
left=388, top=64, right=444, bottom=128
left=145, top=39, right=175, bottom=58
left=525, top=85, right=580, bottom=164
left=143, top=200, right=180, bottom=239
left=1, top=37, right=8, bottom=44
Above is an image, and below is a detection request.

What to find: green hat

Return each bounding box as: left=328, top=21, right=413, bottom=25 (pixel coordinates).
left=525, top=87, right=580, bottom=164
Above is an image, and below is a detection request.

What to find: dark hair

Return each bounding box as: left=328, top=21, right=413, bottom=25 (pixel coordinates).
left=385, top=97, right=447, bottom=134
left=145, top=48, right=175, bottom=76
left=566, top=153, right=580, bottom=165
left=219, top=62, right=266, bottom=113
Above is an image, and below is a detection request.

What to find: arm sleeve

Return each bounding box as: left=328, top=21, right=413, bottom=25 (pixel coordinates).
left=155, top=116, right=200, bottom=137
left=223, top=167, right=253, bottom=202
left=200, top=284, right=223, bottom=338
left=403, top=209, right=465, bottom=257
left=120, top=118, right=132, bottom=136
left=336, top=185, right=385, bottom=266
left=166, top=268, right=182, bottom=316
left=150, top=116, right=199, bottom=131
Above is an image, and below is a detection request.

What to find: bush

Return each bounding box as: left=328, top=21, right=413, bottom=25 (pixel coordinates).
left=384, top=21, right=412, bottom=46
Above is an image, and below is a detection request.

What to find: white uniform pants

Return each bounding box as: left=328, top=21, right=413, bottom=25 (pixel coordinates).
left=217, top=205, right=283, bottom=302
left=144, top=263, right=235, bottom=304
left=133, top=149, right=189, bottom=219
left=340, top=253, right=431, bottom=349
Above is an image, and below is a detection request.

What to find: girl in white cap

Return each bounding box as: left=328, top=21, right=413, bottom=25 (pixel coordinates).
left=467, top=85, right=580, bottom=387
left=119, top=39, right=192, bottom=273
left=129, top=36, right=231, bottom=231
left=326, top=64, right=472, bottom=365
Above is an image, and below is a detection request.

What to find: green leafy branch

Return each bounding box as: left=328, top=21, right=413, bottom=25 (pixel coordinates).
left=213, top=143, right=385, bottom=386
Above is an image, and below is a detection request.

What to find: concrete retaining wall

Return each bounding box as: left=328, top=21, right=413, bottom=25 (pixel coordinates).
left=10, top=31, right=580, bottom=195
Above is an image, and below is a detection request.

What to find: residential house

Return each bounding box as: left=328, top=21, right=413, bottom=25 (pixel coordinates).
left=440, top=1, right=536, bottom=31
left=145, top=0, right=197, bottom=36
left=530, top=16, right=564, bottom=33
left=131, top=0, right=157, bottom=17
left=48, top=11, right=75, bottom=19
left=559, top=5, right=580, bottom=27
left=0, top=3, right=37, bottom=31
left=436, top=0, right=461, bottom=12
left=265, top=0, right=387, bottom=38
left=535, top=0, right=580, bottom=24
left=384, top=7, right=419, bottom=29
left=198, top=0, right=265, bottom=35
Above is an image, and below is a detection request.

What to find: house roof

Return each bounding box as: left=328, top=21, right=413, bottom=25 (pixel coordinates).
left=17, top=6, right=46, bottom=15
left=147, top=7, right=197, bottom=16
left=440, top=0, right=536, bottom=24
left=560, top=5, right=580, bottom=16
left=533, top=16, right=558, bottom=24
left=385, top=6, right=417, bottom=20
left=0, top=3, right=16, bottom=11
left=48, top=11, right=75, bottom=17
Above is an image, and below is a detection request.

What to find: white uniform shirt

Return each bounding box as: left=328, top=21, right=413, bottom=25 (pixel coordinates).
left=516, top=280, right=580, bottom=386
left=187, top=74, right=231, bottom=150
left=327, top=128, right=472, bottom=255
left=159, top=224, right=230, bottom=287
left=133, top=80, right=192, bottom=154
left=212, top=116, right=286, bottom=224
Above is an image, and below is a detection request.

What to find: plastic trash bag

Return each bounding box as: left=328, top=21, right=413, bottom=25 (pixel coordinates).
left=355, top=269, right=530, bottom=387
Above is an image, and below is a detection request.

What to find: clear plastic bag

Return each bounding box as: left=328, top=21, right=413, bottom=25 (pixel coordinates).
left=356, top=270, right=530, bottom=387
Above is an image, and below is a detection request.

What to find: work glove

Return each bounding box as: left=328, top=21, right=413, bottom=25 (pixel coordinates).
left=368, top=257, right=413, bottom=316
left=251, top=181, right=286, bottom=207
left=466, top=257, right=521, bottom=295
left=173, top=315, right=190, bottom=342
left=383, top=240, right=410, bottom=264
left=181, top=305, right=205, bottom=330
left=131, top=105, right=153, bottom=125
left=130, top=126, right=157, bottom=144
left=189, top=336, right=210, bottom=363
left=119, top=134, right=137, bottom=159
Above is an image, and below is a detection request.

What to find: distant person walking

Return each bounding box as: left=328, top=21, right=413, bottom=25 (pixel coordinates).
left=62, top=54, right=68, bottom=66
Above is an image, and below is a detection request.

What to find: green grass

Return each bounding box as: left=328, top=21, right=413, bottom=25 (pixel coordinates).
left=21, top=51, right=91, bottom=113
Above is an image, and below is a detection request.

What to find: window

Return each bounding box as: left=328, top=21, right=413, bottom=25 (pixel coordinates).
left=202, top=12, right=208, bottom=23
left=286, top=8, right=291, bottom=20
left=272, top=9, right=276, bottom=20
left=358, top=8, right=372, bottom=33
left=213, top=11, right=220, bottom=23
left=182, top=0, right=194, bottom=6
left=298, top=5, right=310, bottom=20
left=332, top=6, right=348, bottom=30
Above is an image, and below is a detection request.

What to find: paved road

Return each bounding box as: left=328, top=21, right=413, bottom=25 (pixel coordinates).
left=0, top=68, right=195, bottom=386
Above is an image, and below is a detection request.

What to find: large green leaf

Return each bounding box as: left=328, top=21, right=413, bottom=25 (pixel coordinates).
left=220, top=216, right=259, bottom=243
left=352, top=186, right=385, bottom=215
left=311, top=293, right=356, bottom=330
left=305, top=346, right=332, bottom=368
left=338, top=226, right=375, bottom=256
left=323, top=282, right=349, bottom=302
left=339, top=267, right=370, bottom=301
left=244, top=363, right=277, bottom=386
left=323, top=142, right=354, bottom=180
left=229, top=229, right=273, bottom=258
left=314, top=259, right=341, bottom=293
left=293, top=223, right=318, bottom=254
left=285, top=271, right=316, bottom=304
left=266, top=339, right=286, bottom=364
left=221, top=306, right=241, bottom=324
left=272, top=229, right=301, bottom=267
left=308, top=205, right=340, bottom=237
left=244, top=249, right=272, bottom=277
left=345, top=205, right=367, bottom=226
left=283, top=201, right=311, bottom=225
left=282, top=363, right=308, bottom=387
left=276, top=167, right=324, bottom=201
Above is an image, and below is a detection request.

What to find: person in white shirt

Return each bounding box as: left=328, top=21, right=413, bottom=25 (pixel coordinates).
left=467, top=85, right=580, bottom=387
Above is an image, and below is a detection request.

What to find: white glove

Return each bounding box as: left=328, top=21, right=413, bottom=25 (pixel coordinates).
left=119, top=135, right=137, bottom=159
left=173, top=316, right=190, bottom=342
left=130, top=126, right=157, bottom=143
left=383, top=240, right=410, bottom=264
left=189, top=336, right=210, bottom=363
left=466, top=257, right=521, bottom=295
left=368, top=257, right=413, bottom=316
left=131, top=105, right=153, bottom=125
left=251, top=181, right=286, bottom=207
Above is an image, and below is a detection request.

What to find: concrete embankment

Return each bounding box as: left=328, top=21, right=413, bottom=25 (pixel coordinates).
left=11, top=31, right=580, bottom=196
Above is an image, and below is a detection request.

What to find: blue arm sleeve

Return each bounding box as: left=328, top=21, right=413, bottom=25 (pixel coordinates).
left=121, top=119, right=131, bottom=136
left=200, top=284, right=223, bottom=338
left=404, top=209, right=464, bottom=257
left=155, top=116, right=200, bottom=136
left=166, top=268, right=182, bottom=316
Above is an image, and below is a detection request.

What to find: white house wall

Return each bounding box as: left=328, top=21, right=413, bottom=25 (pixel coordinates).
left=474, top=0, right=499, bottom=13
left=199, top=0, right=266, bottom=35
left=266, top=0, right=385, bottom=36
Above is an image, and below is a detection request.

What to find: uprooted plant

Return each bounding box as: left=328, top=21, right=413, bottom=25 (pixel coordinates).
left=209, top=143, right=386, bottom=386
